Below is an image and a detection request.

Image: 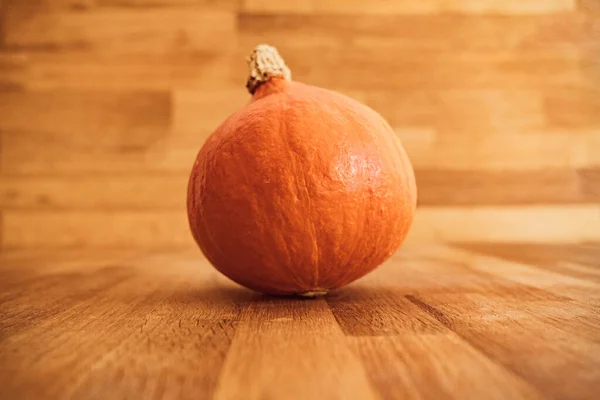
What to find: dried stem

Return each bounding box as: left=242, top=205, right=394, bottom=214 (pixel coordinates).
left=246, top=44, right=291, bottom=94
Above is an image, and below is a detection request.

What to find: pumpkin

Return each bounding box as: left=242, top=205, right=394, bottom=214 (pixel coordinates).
left=187, top=45, right=417, bottom=296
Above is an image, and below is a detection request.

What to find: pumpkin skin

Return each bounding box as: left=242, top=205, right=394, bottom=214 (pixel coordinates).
left=187, top=49, right=416, bottom=296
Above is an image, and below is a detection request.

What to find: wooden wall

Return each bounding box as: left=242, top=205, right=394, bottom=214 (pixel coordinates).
left=0, top=0, right=599, bottom=250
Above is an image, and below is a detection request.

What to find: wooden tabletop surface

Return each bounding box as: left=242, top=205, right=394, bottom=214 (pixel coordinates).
left=1, top=243, right=599, bottom=400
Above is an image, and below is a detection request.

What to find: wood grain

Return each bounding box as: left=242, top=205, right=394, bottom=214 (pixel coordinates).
left=349, top=334, right=544, bottom=400
left=1, top=244, right=599, bottom=399
left=0, top=90, right=171, bottom=142
left=242, top=0, right=576, bottom=15
left=0, top=174, right=187, bottom=209
left=214, top=298, right=377, bottom=400
left=410, top=205, right=600, bottom=243
left=1, top=0, right=599, bottom=250
left=2, top=210, right=191, bottom=248
left=415, top=169, right=600, bottom=205
left=238, top=13, right=591, bottom=52
left=1, top=51, right=237, bottom=90
left=2, top=7, right=236, bottom=53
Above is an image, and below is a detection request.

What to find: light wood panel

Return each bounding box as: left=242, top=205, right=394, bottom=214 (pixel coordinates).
left=410, top=205, right=600, bottom=243
left=3, top=7, right=236, bottom=53
left=2, top=211, right=190, bottom=248
left=0, top=174, right=187, bottom=209
left=242, top=0, right=576, bottom=15
left=404, top=129, right=600, bottom=170
left=1, top=0, right=599, bottom=250
left=214, top=298, right=377, bottom=399
left=1, top=244, right=599, bottom=399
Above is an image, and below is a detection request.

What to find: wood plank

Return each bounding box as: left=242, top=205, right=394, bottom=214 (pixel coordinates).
left=155, top=89, right=250, bottom=170
left=0, top=254, right=251, bottom=399
left=408, top=205, right=600, bottom=244
left=170, top=89, right=249, bottom=143
left=1, top=51, right=237, bottom=90
left=1, top=169, right=592, bottom=210
left=443, top=244, right=600, bottom=310
left=333, top=245, right=567, bottom=304
left=0, top=52, right=26, bottom=90
left=543, top=88, right=600, bottom=128
left=1, top=130, right=149, bottom=174
left=415, top=169, right=585, bottom=205
left=579, top=168, right=600, bottom=201
left=213, top=297, right=377, bottom=400
left=359, top=247, right=513, bottom=295
left=579, top=0, right=600, bottom=13
left=0, top=128, right=200, bottom=173
left=2, top=7, right=236, bottom=53
left=356, top=90, right=544, bottom=133
left=0, top=90, right=171, bottom=146
left=402, top=130, right=600, bottom=171
left=98, top=0, right=239, bottom=8
left=239, top=13, right=589, bottom=52
left=459, top=243, right=600, bottom=269
left=444, top=245, right=599, bottom=292
left=242, top=0, right=576, bottom=15
left=251, top=47, right=582, bottom=91
left=409, top=292, right=600, bottom=399
left=2, top=0, right=94, bottom=9
left=2, top=211, right=193, bottom=249
left=457, top=243, right=600, bottom=282
left=326, top=288, right=446, bottom=336
left=431, top=90, right=544, bottom=134
left=1, top=244, right=599, bottom=398
left=6, top=128, right=597, bottom=174
left=0, top=174, right=187, bottom=209
left=350, top=334, right=544, bottom=400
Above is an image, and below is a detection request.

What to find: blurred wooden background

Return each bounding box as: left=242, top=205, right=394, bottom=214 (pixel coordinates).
left=0, top=0, right=599, bottom=251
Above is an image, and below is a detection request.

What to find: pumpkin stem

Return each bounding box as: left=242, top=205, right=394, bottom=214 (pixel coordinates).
left=246, top=44, right=291, bottom=94
left=298, top=289, right=328, bottom=298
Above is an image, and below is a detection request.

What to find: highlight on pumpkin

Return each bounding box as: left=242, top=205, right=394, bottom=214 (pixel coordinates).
left=187, top=44, right=417, bottom=296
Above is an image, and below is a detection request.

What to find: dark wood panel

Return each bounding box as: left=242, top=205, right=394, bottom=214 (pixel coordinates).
left=544, top=88, right=600, bottom=128
left=0, top=90, right=171, bottom=144
left=0, top=49, right=238, bottom=90
left=1, top=130, right=152, bottom=173
left=579, top=168, right=600, bottom=201
left=3, top=170, right=592, bottom=210
left=2, top=0, right=94, bottom=9
left=98, top=0, right=240, bottom=7
left=0, top=53, right=25, bottom=90
left=0, top=174, right=187, bottom=209
left=415, top=169, right=584, bottom=205
left=2, top=6, right=236, bottom=53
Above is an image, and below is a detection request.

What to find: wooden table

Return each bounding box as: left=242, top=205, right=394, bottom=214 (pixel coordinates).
left=1, top=243, right=599, bottom=400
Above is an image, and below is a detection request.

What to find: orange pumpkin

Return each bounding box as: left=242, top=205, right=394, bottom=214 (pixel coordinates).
left=187, top=45, right=417, bottom=296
